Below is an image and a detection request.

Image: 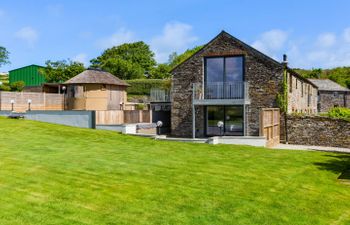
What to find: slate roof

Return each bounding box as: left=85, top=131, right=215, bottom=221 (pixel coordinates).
left=308, top=79, right=350, bottom=92
left=65, top=68, right=129, bottom=86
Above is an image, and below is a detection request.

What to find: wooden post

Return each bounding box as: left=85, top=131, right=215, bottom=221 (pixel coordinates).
left=271, top=109, right=274, bottom=142
left=149, top=105, right=152, bottom=123
left=139, top=110, right=142, bottom=123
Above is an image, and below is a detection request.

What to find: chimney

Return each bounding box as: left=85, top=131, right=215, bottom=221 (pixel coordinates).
left=282, top=54, right=288, bottom=66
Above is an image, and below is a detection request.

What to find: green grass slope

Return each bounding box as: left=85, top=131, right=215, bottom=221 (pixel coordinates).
left=0, top=117, right=349, bottom=225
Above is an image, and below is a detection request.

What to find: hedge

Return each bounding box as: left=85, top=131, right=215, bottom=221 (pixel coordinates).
left=125, top=79, right=170, bottom=95
left=325, top=107, right=350, bottom=122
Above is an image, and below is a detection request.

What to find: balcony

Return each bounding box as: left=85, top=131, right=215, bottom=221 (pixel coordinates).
left=192, top=82, right=250, bottom=105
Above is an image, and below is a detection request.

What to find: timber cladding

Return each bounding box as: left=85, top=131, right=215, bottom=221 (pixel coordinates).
left=95, top=110, right=151, bottom=125
left=66, top=84, right=127, bottom=111
left=0, top=91, right=63, bottom=112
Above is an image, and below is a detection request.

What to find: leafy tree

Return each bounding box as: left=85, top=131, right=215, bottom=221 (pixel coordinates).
left=294, top=68, right=322, bottom=79
left=10, top=81, right=25, bottom=92
left=42, top=60, right=85, bottom=83
left=168, top=45, right=203, bottom=69
left=294, top=67, right=350, bottom=88
left=0, top=84, right=11, bottom=91
left=0, top=46, right=10, bottom=67
left=91, top=41, right=156, bottom=79
left=99, top=57, right=144, bottom=80
left=149, top=63, right=171, bottom=79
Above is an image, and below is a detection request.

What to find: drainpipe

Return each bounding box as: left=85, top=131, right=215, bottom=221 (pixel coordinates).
left=282, top=54, right=289, bottom=144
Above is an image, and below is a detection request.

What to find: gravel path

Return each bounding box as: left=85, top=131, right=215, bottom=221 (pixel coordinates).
left=273, top=144, right=350, bottom=153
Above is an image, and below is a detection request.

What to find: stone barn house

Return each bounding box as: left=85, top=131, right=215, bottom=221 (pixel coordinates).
left=170, top=31, right=317, bottom=138
left=64, top=68, right=129, bottom=110
left=308, top=79, right=350, bottom=112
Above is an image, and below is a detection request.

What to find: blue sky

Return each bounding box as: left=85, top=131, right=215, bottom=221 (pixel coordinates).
left=1, top=0, right=350, bottom=72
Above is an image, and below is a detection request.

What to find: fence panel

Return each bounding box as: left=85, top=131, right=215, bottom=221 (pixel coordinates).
left=96, top=110, right=124, bottom=125
left=96, top=110, right=152, bottom=125
left=0, top=91, right=63, bottom=112
left=260, top=108, right=280, bottom=147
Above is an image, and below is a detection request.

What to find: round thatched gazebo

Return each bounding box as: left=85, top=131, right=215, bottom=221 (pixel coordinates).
left=64, top=68, right=129, bottom=110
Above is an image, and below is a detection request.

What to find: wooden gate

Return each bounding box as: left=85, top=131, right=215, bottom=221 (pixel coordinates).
left=260, top=108, right=280, bottom=147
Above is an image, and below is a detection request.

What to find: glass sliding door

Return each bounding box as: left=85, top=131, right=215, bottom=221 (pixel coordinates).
left=224, top=106, right=244, bottom=136
left=207, top=106, right=224, bottom=136
left=206, top=106, right=244, bottom=136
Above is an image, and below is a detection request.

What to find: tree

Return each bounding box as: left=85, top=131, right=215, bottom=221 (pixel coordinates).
left=168, top=45, right=203, bottom=69
left=149, top=63, right=171, bottom=79
left=0, top=46, right=10, bottom=67
left=91, top=41, right=156, bottom=79
left=42, top=59, right=85, bottom=83
left=294, top=67, right=350, bottom=88
left=99, top=57, right=144, bottom=80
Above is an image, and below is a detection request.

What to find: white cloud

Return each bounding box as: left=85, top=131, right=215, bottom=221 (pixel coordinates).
left=252, top=29, right=288, bottom=55
left=151, top=22, right=197, bottom=62
left=15, top=26, right=38, bottom=45
left=343, top=27, right=350, bottom=43
left=96, top=28, right=135, bottom=49
left=316, top=32, right=336, bottom=48
left=251, top=28, right=350, bottom=69
left=72, top=53, right=88, bottom=66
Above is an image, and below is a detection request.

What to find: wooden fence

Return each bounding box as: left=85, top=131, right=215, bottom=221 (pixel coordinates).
left=96, top=110, right=151, bottom=125
left=260, top=108, right=280, bottom=147
left=0, top=91, right=64, bottom=112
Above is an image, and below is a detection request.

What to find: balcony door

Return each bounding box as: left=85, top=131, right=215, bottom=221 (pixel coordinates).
left=205, top=56, right=244, bottom=99
left=206, top=106, right=244, bottom=136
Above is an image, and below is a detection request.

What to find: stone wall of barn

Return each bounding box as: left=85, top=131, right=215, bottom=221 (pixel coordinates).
left=287, top=115, right=350, bottom=148
left=318, top=91, right=350, bottom=113
left=287, top=73, right=318, bottom=114
left=171, top=32, right=284, bottom=137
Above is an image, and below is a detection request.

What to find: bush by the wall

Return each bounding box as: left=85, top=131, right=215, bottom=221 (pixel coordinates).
left=126, top=79, right=170, bottom=95
left=0, top=84, right=11, bottom=91
left=10, top=81, right=25, bottom=92
left=325, top=107, right=350, bottom=122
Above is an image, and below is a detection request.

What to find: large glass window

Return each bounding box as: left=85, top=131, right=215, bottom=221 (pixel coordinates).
left=225, top=57, right=243, bottom=82
left=206, top=57, right=224, bottom=83
left=205, top=56, right=244, bottom=83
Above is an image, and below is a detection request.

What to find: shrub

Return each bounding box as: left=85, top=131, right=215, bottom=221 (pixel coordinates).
left=10, top=81, right=25, bottom=92
left=326, top=107, right=350, bottom=122
left=126, top=79, right=170, bottom=95
left=136, top=103, right=145, bottom=110
left=0, top=84, right=11, bottom=91
left=290, top=111, right=306, bottom=117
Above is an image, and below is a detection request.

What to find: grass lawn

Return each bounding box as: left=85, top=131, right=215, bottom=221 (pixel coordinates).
left=0, top=117, right=349, bottom=224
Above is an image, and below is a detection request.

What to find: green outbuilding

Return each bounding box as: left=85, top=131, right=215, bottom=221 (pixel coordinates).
left=9, top=64, right=46, bottom=87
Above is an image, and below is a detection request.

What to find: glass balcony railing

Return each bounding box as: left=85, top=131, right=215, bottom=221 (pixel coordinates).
left=193, top=82, right=249, bottom=100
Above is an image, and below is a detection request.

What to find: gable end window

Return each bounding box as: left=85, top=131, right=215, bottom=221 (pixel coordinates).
left=205, top=56, right=244, bottom=83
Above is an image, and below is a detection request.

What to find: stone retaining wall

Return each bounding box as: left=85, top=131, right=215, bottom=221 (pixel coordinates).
left=287, top=115, right=350, bottom=148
